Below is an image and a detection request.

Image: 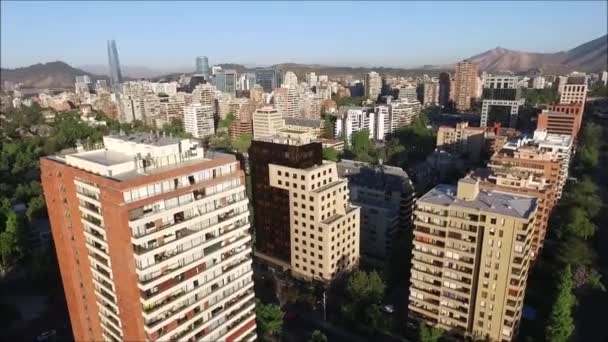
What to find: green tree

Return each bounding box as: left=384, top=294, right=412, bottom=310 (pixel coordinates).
left=322, top=114, right=336, bottom=139
left=255, top=302, right=284, bottom=337
left=308, top=330, right=328, bottom=342
left=565, top=207, right=595, bottom=240
left=26, top=195, right=47, bottom=221
left=557, top=235, right=595, bottom=267
left=322, top=147, right=339, bottom=161
left=0, top=211, right=29, bottom=270
left=342, top=270, right=386, bottom=333
left=219, top=112, right=236, bottom=129
left=419, top=322, right=444, bottom=342
left=546, top=265, right=575, bottom=342
left=232, top=134, right=252, bottom=154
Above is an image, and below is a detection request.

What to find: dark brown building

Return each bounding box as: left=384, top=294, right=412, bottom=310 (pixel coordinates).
left=249, top=138, right=322, bottom=268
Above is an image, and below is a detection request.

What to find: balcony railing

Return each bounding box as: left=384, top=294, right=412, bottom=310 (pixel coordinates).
left=140, top=246, right=252, bottom=301
left=129, top=183, right=243, bottom=223
left=139, top=233, right=250, bottom=285
left=143, top=260, right=251, bottom=318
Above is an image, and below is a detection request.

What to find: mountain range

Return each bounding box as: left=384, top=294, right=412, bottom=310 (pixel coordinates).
left=1, top=35, right=606, bottom=89
left=467, top=34, right=607, bottom=73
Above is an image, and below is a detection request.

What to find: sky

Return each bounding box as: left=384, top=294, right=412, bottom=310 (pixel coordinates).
left=1, top=1, right=607, bottom=70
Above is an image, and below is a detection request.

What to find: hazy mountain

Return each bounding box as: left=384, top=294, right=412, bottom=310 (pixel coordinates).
left=1, top=61, right=108, bottom=89
left=79, top=65, right=192, bottom=79
left=467, top=35, right=607, bottom=72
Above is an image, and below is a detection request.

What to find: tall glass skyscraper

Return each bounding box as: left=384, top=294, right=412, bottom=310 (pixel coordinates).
left=195, top=56, right=210, bottom=80
left=107, top=40, right=123, bottom=87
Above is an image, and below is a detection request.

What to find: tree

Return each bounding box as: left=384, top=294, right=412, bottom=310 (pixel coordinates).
left=557, top=235, right=595, bottom=267
left=322, top=114, right=336, bottom=139
left=0, top=211, right=28, bottom=271
left=308, top=330, right=328, bottom=342
left=219, top=112, right=236, bottom=129
left=342, top=270, right=386, bottom=333
left=232, top=134, right=252, bottom=154
left=26, top=194, right=47, bottom=221
left=565, top=207, right=595, bottom=240
left=350, top=129, right=372, bottom=159
left=255, top=302, right=284, bottom=337
left=546, top=265, right=575, bottom=342
left=419, top=322, right=444, bottom=342
left=322, top=147, right=339, bottom=161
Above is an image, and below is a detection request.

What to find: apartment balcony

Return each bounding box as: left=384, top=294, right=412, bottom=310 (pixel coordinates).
left=440, top=291, right=469, bottom=305
left=412, top=255, right=443, bottom=269
left=143, top=266, right=252, bottom=322
left=128, top=184, right=244, bottom=226
left=206, top=305, right=256, bottom=341
left=414, top=237, right=445, bottom=249
left=158, top=287, right=255, bottom=340
left=131, top=198, right=248, bottom=246
left=140, top=246, right=252, bottom=302
left=81, top=213, right=104, bottom=229
left=414, top=226, right=446, bottom=239
left=134, top=216, right=249, bottom=272
left=410, top=283, right=441, bottom=300
left=412, top=267, right=442, bottom=281
left=181, top=299, right=255, bottom=342
left=102, top=321, right=122, bottom=341
left=409, top=301, right=439, bottom=317
left=415, top=218, right=448, bottom=229
left=138, top=233, right=250, bottom=286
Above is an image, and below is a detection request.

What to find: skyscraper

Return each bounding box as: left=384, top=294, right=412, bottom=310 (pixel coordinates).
left=107, top=40, right=123, bottom=88
left=40, top=133, right=257, bottom=342
left=454, top=60, right=478, bottom=112
left=255, top=68, right=283, bottom=92
left=195, top=56, right=210, bottom=80
left=364, top=71, right=382, bottom=101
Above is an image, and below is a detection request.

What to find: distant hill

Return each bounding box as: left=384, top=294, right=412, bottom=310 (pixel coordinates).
left=467, top=35, right=607, bottom=73
left=1, top=61, right=108, bottom=89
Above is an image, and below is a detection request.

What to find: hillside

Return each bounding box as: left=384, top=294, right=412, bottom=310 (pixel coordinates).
left=467, top=35, right=607, bottom=72
left=1, top=61, right=108, bottom=89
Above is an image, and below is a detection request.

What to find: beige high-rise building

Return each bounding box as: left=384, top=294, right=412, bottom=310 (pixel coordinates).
left=365, top=71, right=382, bottom=101
left=409, top=179, right=537, bottom=342
left=192, top=83, right=216, bottom=107
left=252, top=106, right=284, bottom=139
left=436, top=122, right=485, bottom=163
left=454, top=61, right=478, bottom=112
left=262, top=137, right=360, bottom=281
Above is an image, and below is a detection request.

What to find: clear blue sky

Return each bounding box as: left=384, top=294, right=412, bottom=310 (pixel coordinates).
left=1, top=1, right=606, bottom=69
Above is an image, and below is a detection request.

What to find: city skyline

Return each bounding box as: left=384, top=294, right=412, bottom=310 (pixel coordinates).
left=1, top=1, right=607, bottom=70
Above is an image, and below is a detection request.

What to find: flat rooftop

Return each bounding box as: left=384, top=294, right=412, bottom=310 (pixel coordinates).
left=107, top=132, right=181, bottom=147
left=418, top=184, right=536, bottom=219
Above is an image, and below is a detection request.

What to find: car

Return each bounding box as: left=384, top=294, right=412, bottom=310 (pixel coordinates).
left=382, top=304, right=395, bottom=314
left=36, top=330, right=56, bottom=342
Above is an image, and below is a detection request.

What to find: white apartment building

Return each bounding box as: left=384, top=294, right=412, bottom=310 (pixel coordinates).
left=532, top=76, right=546, bottom=89
left=183, top=103, right=215, bottom=138
left=390, top=99, right=421, bottom=131
left=335, top=106, right=376, bottom=143
left=375, top=105, right=391, bottom=140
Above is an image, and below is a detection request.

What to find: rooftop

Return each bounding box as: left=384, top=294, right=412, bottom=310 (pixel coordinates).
left=418, top=184, right=536, bottom=219
left=45, top=133, right=225, bottom=181
left=107, top=132, right=181, bottom=147
left=337, top=159, right=414, bottom=193
left=284, top=117, right=322, bottom=127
